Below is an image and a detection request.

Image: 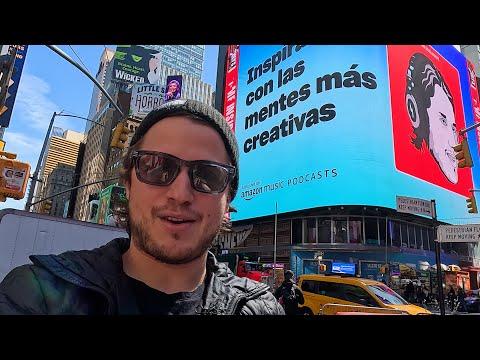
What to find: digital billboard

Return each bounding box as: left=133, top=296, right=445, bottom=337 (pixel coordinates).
left=129, top=83, right=164, bottom=118
left=164, top=75, right=183, bottom=102
left=0, top=45, right=28, bottom=128
left=332, top=262, right=356, bottom=275
left=112, top=45, right=162, bottom=84
left=227, top=45, right=479, bottom=223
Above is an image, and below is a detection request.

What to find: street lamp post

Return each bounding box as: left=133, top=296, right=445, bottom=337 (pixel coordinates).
left=23, top=45, right=123, bottom=211
left=45, top=45, right=124, bottom=117
left=25, top=112, right=104, bottom=211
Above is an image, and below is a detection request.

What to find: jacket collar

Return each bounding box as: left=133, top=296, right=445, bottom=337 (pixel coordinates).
left=29, top=237, right=270, bottom=315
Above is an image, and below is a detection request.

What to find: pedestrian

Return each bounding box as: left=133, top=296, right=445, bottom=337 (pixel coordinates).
left=416, top=285, right=425, bottom=306
left=405, top=280, right=415, bottom=302
left=0, top=99, right=285, bottom=315
left=447, top=286, right=456, bottom=312
left=457, top=287, right=466, bottom=312
left=274, top=270, right=304, bottom=315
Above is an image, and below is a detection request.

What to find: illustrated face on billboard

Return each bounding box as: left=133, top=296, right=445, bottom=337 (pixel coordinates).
left=405, top=53, right=458, bottom=183
left=389, top=45, right=472, bottom=197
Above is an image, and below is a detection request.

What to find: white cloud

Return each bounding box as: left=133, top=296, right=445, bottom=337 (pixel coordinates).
left=3, top=131, right=43, bottom=153
left=3, top=131, right=43, bottom=177
left=15, top=73, right=62, bottom=129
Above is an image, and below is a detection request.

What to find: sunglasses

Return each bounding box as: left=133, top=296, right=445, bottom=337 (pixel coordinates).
left=131, top=150, right=236, bottom=194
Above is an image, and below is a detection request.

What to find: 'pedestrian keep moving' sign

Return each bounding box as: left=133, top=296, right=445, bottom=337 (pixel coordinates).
left=437, top=224, right=480, bottom=243
left=396, top=196, right=433, bottom=217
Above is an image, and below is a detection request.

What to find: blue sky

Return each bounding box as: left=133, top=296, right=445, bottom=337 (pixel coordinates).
left=0, top=45, right=219, bottom=210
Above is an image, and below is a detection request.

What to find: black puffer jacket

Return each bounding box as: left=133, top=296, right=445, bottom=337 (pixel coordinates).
left=0, top=238, right=284, bottom=315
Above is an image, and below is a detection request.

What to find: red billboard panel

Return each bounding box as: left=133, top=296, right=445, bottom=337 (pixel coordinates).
left=223, top=45, right=239, bottom=133
left=388, top=45, right=473, bottom=197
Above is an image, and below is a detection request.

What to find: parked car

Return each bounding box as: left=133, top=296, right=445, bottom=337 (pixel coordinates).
left=297, top=274, right=431, bottom=315
left=465, top=291, right=480, bottom=313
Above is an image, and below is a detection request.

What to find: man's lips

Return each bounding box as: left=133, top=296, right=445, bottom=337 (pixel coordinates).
left=155, top=211, right=198, bottom=231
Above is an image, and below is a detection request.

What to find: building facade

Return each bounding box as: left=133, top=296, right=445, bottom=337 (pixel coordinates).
left=141, top=45, right=204, bottom=79
left=461, top=45, right=480, bottom=76
left=43, top=164, right=76, bottom=217
left=33, top=130, right=84, bottom=213
left=74, top=107, right=116, bottom=221
left=85, top=48, right=115, bottom=134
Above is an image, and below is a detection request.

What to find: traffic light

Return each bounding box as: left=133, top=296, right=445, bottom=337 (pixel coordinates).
left=42, top=200, right=53, bottom=214
left=110, top=122, right=131, bottom=149
left=319, top=263, right=327, bottom=272
left=0, top=151, right=30, bottom=201
left=453, top=138, right=474, bottom=168
left=466, top=194, right=478, bottom=213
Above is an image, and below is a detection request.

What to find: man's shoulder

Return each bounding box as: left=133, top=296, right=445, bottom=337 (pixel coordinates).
left=211, top=265, right=283, bottom=315
left=0, top=264, right=62, bottom=314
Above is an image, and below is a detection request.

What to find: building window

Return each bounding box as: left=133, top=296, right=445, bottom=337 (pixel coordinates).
left=292, top=219, right=302, bottom=244
left=389, top=220, right=401, bottom=247
left=400, top=223, right=408, bottom=247
left=349, top=217, right=363, bottom=244
left=304, top=218, right=316, bottom=243
left=365, top=217, right=378, bottom=246
left=415, top=226, right=422, bottom=249
left=379, top=218, right=387, bottom=247
left=408, top=225, right=416, bottom=248
left=318, top=218, right=331, bottom=243
left=421, top=228, right=430, bottom=251
left=333, top=217, right=347, bottom=243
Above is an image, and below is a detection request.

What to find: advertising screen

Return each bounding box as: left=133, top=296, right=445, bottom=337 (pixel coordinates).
left=227, top=45, right=478, bottom=223
left=96, top=185, right=128, bottom=228
left=0, top=45, right=28, bottom=128
left=112, top=45, right=162, bottom=84
left=164, top=75, right=183, bottom=102
left=332, top=262, right=356, bottom=275
left=129, top=83, right=164, bottom=118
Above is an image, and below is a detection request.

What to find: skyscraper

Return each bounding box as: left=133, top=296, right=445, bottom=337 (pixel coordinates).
left=141, top=45, right=204, bottom=79
left=33, top=129, right=84, bottom=213
left=85, top=48, right=115, bottom=134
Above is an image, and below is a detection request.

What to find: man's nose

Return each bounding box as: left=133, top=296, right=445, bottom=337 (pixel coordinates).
left=164, top=167, right=194, bottom=204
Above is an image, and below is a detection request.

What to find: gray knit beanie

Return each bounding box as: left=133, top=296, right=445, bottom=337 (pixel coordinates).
left=130, top=99, right=239, bottom=200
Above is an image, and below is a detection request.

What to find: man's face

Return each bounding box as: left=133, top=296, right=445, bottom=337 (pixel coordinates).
left=126, top=116, right=231, bottom=264
left=427, top=84, right=458, bottom=183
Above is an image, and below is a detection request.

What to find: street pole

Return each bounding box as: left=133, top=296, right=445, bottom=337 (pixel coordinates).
left=30, top=177, right=119, bottom=208
left=273, top=201, right=278, bottom=289
left=25, top=111, right=58, bottom=211
left=432, top=199, right=446, bottom=316
left=45, top=45, right=124, bottom=117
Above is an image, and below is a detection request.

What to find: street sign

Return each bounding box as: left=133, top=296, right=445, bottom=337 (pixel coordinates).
left=437, top=224, right=480, bottom=243
left=396, top=195, right=433, bottom=217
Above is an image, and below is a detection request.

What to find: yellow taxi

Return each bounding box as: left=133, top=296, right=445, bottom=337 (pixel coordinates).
left=297, top=274, right=431, bottom=315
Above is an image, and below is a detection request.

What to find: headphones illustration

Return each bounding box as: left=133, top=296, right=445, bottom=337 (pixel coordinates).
left=405, top=55, right=421, bottom=129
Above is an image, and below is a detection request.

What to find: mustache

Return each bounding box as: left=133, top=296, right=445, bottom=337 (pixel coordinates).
left=150, top=204, right=201, bottom=220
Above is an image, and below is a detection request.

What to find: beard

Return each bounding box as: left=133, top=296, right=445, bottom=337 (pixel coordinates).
left=128, top=204, right=222, bottom=265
